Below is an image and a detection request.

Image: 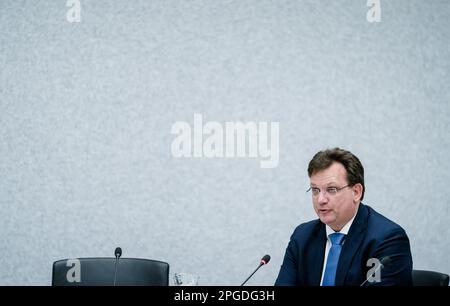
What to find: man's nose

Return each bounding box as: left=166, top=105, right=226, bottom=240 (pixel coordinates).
left=317, top=191, right=329, bottom=204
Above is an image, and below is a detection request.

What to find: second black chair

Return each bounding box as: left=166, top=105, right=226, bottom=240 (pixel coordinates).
left=52, top=257, right=169, bottom=286
left=412, top=269, right=449, bottom=286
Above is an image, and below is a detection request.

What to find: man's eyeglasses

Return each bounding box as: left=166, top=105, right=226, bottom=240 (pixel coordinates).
left=306, top=185, right=350, bottom=197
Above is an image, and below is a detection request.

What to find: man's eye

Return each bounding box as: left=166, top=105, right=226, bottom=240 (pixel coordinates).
left=327, top=187, right=338, bottom=193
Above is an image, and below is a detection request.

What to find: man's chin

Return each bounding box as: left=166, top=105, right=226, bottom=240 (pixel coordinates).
left=319, top=215, right=335, bottom=226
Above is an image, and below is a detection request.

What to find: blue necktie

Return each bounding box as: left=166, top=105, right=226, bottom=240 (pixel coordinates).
left=322, top=233, right=346, bottom=286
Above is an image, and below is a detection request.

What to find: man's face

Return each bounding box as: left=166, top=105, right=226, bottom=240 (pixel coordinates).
left=310, top=162, right=362, bottom=231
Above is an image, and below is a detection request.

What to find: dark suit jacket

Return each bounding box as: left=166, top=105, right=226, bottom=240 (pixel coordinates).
left=275, top=203, right=413, bottom=286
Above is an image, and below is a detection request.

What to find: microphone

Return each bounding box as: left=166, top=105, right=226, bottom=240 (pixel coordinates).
left=241, top=255, right=271, bottom=286
left=113, top=247, right=122, bottom=286
left=360, top=256, right=391, bottom=286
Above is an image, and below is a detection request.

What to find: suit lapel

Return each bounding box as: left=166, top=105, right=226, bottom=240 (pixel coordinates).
left=335, top=203, right=369, bottom=286
left=306, top=223, right=327, bottom=285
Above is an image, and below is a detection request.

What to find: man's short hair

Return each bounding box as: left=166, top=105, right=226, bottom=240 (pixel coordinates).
left=308, top=148, right=365, bottom=201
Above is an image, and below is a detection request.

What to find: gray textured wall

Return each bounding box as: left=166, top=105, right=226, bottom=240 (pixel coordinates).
left=1, top=0, right=449, bottom=285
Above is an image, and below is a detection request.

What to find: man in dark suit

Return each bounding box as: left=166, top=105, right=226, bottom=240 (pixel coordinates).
left=275, top=148, right=413, bottom=286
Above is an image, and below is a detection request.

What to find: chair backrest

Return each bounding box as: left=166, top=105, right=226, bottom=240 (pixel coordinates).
left=412, top=269, right=449, bottom=286
left=52, top=257, right=169, bottom=286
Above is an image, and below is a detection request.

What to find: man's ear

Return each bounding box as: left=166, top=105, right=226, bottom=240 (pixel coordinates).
left=353, top=183, right=363, bottom=203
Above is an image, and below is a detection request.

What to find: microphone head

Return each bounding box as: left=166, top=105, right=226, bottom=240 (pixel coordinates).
left=115, top=247, right=122, bottom=258
left=380, top=256, right=391, bottom=266
left=261, top=255, right=271, bottom=265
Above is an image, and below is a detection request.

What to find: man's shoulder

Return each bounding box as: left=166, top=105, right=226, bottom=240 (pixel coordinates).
left=291, top=218, right=322, bottom=238
left=363, top=203, right=408, bottom=236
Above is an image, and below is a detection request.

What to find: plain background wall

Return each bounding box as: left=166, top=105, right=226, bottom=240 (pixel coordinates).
left=0, top=0, right=449, bottom=285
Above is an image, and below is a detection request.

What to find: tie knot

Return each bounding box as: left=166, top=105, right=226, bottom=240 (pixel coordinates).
left=329, top=233, right=346, bottom=245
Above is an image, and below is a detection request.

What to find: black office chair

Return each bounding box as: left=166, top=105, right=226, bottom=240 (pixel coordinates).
left=412, top=269, right=449, bottom=286
left=52, top=257, right=169, bottom=286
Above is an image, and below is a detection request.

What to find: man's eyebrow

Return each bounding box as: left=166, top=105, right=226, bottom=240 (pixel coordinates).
left=310, top=181, right=339, bottom=187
